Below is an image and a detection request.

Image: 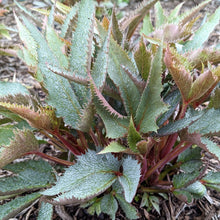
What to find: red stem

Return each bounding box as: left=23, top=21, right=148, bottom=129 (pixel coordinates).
left=95, top=126, right=108, bottom=146
left=89, top=128, right=99, bottom=146
left=142, top=141, right=192, bottom=182
left=77, top=131, right=89, bottom=150
left=179, top=102, right=188, bottom=119
left=24, top=151, right=74, bottom=166
left=160, top=133, right=178, bottom=159
left=140, top=155, right=148, bottom=182
left=53, top=130, right=82, bottom=156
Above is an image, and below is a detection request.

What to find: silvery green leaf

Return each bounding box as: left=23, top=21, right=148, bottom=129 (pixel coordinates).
left=37, top=202, right=53, bottom=220
left=118, top=157, right=141, bottom=203
left=115, top=193, right=139, bottom=219
left=101, top=194, right=118, bottom=220
left=42, top=150, right=120, bottom=203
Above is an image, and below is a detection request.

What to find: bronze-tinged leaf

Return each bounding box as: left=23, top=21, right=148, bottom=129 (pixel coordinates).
left=153, top=15, right=199, bottom=43
left=187, top=49, right=220, bottom=70
left=76, top=101, right=95, bottom=132
left=0, top=129, right=38, bottom=168
left=180, top=129, right=220, bottom=162
left=0, top=102, right=60, bottom=131
left=112, top=10, right=123, bottom=45
left=90, top=76, right=125, bottom=119
left=102, top=16, right=109, bottom=31
left=191, top=66, right=220, bottom=107
left=179, top=0, right=212, bottom=26
left=188, top=69, right=218, bottom=103
left=134, top=37, right=152, bottom=80
left=164, top=47, right=192, bottom=103
left=121, top=0, right=158, bottom=40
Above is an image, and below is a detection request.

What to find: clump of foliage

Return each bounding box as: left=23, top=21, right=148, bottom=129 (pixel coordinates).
left=0, top=0, right=220, bottom=219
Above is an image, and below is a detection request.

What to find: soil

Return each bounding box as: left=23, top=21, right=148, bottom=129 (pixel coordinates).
left=0, top=0, right=220, bottom=219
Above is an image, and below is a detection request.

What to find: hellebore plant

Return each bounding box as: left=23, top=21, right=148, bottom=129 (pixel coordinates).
left=0, top=0, right=220, bottom=219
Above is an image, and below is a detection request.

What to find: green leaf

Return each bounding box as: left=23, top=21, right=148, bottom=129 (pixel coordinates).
left=38, top=45, right=83, bottom=130
left=173, top=171, right=201, bottom=189
left=183, top=6, right=220, bottom=51
left=98, top=142, right=127, bottom=154
left=0, top=192, right=41, bottom=220
left=154, top=2, right=166, bottom=28
left=37, top=202, right=53, bottom=220
left=61, top=3, right=79, bottom=38
left=68, top=0, right=95, bottom=113
left=202, top=171, right=220, bottom=184
left=95, top=98, right=129, bottom=138
left=134, top=37, right=152, bottom=80
left=112, top=10, right=123, bottom=45
left=127, top=117, right=141, bottom=153
left=149, top=196, right=160, bottom=214
left=17, top=47, right=37, bottom=66
left=42, top=150, right=120, bottom=204
left=70, top=0, right=95, bottom=76
left=0, top=127, right=14, bottom=146
left=209, top=88, right=220, bottom=109
left=205, top=184, right=220, bottom=192
left=108, top=45, right=140, bottom=116
left=135, top=46, right=168, bottom=133
left=115, top=193, right=139, bottom=219
left=157, top=110, right=203, bottom=136
left=200, top=137, right=220, bottom=161
left=0, top=129, right=39, bottom=168
left=118, top=157, right=141, bottom=203
left=112, top=181, right=124, bottom=195
left=167, top=2, right=184, bottom=23
left=14, top=0, right=40, bottom=24
left=188, top=109, right=220, bottom=135
left=177, top=147, right=201, bottom=163
left=180, top=160, right=203, bottom=173
left=46, top=25, right=69, bottom=68
left=97, top=21, right=141, bottom=116
left=141, top=13, right=154, bottom=36
left=0, top=24, right=11, bottom=40
left=140, top=192, right=149, bottom=208
left=185, top=181, right=207, bottom=198
left=0, top=81, right=29, bottom=98
left=0, top=160, right=55, bottom=195
left=19, top=16, right=83, bottom=130
left=174, top=182, right=207, bottom=202
left=157, top=90, right=181, bottom=127
left=91, top=13, right=112, bottom=89
left=14, top=13, right=37, bottom=59
left=87, top=199, right=102, bottom=216
left=101, top=194, right=118, bottom=220
left=48, top=4, right=55, bottom=26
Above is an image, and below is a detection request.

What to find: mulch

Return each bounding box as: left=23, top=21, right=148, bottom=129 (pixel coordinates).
left=0, top=0, right=219, bottom=219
